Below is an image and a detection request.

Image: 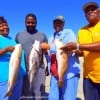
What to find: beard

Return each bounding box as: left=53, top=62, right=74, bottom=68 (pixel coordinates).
left=26, top=26, right=37, bottom=34
left=26, top=26, right=36, bottom=32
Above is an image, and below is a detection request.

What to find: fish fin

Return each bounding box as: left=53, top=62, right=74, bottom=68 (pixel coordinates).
left=4, top=91, right=12, bottom=98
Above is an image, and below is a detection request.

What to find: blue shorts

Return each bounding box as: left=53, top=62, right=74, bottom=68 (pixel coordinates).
left=0, top=77, right=23, bottom=100
left=49, top=75, right=79, bottom=100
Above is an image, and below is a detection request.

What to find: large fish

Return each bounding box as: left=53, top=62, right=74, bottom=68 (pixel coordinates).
left=28, top=40, right=42, bottom=94
left=4, top=44, right=22, bottom=97
left=55, top=39, right=68, bottom=87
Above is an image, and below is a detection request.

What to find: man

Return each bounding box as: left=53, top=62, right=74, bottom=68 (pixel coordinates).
left=0, top=17, right=26, bottom=100
left=48, top=16, right=80, bottom=100
left=61, top=2, right=100, bottom=100
left=15, top=13, right=48, bottom=100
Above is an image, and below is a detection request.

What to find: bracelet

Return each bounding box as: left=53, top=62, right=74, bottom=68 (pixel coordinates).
left=76, top=43, right=80, bottom=50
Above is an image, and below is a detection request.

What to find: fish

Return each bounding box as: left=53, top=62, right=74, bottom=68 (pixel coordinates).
left=28, top=40, right=42, bottom=94
left=4, top=44, right=22, bottom=97
left=55, top=39, right=68, bottom=87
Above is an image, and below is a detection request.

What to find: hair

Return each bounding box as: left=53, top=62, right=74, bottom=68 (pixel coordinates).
left=0, top=16, right=8, bottom=24
left=25, top=13, right=37, bottom=23
left=3, top=19, right=7, bottom=23
left=0, top=16, right=4, bottom=24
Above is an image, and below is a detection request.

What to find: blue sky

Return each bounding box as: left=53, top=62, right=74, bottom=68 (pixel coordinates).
left=0, top=0, right=99, bottom=39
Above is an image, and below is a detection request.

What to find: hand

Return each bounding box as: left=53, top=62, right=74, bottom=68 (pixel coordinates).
left=6, top=46, right=15, bottom=52
left=41, top=42, right=50, bottom=52
left=61, top=42, right=77, bottom=51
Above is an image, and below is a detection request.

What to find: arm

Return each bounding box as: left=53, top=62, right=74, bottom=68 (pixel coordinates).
left=79, top=42, right=100, bottom=52
left=0, top=48, right=8, bottom=55
left=0, top=46, right=14, bottom=55
left=61, top=42, right=100, bottom=52
left=41, top=42, right=50, bottom=75
left=44, top=52, right=51, bottom=76
left=15, top=33, right=19, bottom=43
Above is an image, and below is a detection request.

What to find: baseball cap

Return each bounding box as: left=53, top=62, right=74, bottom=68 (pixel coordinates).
left=83, top=2, right=99, bottom=11
left=53, top=16, right=65, bottom=23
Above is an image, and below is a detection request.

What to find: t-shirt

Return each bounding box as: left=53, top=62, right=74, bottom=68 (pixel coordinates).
left=15, top=30, right=48, bottom=70
left=49, top=29, right=80, bottom=79
left=0, top=35, right=26, bottom=82
left=78, top=21, right=100, bottom=83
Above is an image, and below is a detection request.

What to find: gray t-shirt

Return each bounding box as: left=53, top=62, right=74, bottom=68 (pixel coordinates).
left=15, top=30, right=48, bottom=70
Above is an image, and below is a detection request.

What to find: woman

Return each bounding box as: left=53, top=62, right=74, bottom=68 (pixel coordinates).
left=0, top=17, right=26, bottom=100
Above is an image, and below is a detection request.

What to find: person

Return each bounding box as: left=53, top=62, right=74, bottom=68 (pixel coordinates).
left=48, top=16, right=80, bottom=100
left=0, top=17, right=26, bottom=100
left=0, top=17, right=4, bottom=34
left=15, top=13, right=48, bottom=100
left=61, top=2, right=100, bottom=100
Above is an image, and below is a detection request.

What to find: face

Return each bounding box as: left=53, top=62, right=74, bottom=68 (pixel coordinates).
left=25, top=16, right=37, bottom=32
left=85, top=6, right=100, bottom=25
left=0, top=23, right=3, bottom=34
left=2, top=21, right=9, bottom=36
left=53, top=20, right=64, bottom=32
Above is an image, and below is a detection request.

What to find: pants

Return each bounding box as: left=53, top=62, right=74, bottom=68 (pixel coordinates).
left=49, top=75, right=79, bottom=100
left=0, top=77, right=23, bottom=100
left=83, top=78, right=100, bottom=100
left=21, top=66, right=46, bottom=100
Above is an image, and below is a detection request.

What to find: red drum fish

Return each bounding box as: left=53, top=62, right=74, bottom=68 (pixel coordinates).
left=28, top=40, right=42, bottom=93
left=5, top=44, right=22, bottom=97
left=55, top=39, right=68, bottom=87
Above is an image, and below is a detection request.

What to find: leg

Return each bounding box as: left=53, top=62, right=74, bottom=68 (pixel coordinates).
left=97, top=84, right=100, bottom=99
left=63, top=74, right=79, bottom=100
left=34, top=66, right=46, bottom=100
left=20, top=74, right=30, bottom=98
left=49, top=76, right=59, bottom=100
left=8, top=77, right=23, bottom=100
left=83, top=78, right=99, bottom=100
left=0, top=81, right=8, bottom=100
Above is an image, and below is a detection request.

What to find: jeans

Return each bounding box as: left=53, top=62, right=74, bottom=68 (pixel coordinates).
left=49, top=74, right=79, bottom=100
left=0, top=77, right=23, bottom=100
left=83, top=78, right=100, bottom=100
left=21, top=66, right=46, bottom=100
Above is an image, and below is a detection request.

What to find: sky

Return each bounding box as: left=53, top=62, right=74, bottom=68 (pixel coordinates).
left=0, top=0, right=100, bottom=39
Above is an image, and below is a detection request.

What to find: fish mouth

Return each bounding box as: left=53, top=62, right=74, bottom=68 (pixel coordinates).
left=4, top=91, right=12, bottom=98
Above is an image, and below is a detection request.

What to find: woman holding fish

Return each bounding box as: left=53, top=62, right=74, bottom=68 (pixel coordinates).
left=48, top=16, right=80, bottom=100
left=0, top=17, right=26, bottom=100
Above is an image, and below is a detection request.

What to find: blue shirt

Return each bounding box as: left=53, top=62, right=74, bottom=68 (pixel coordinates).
left=48, top=29, right=80, bottom=79
left=0, top=35, right=26, bottom=82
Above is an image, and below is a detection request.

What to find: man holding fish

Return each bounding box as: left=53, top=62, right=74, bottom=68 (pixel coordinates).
left=15, top=13, right=49, bottom=100
left=60, top=2, right=100, bottom=100
left=48, top=16, right=80, bottom=100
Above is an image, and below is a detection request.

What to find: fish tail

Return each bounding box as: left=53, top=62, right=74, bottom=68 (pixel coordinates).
left=4, top=91, right=12, bottom=98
